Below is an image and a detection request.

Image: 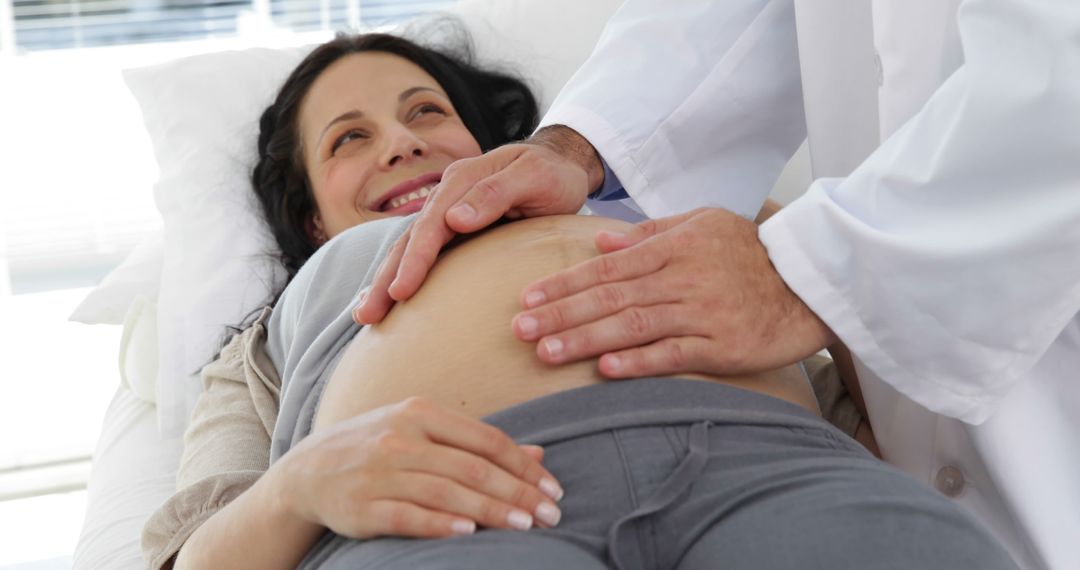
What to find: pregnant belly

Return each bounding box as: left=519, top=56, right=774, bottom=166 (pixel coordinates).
left=310, top=215, right=819, bottom=435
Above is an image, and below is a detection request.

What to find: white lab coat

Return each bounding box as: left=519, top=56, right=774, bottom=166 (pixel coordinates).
left=540, top=1, right=1080, bottom=569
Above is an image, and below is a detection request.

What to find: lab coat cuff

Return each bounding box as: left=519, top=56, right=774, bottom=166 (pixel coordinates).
left=760, top=190, right=999, bottom=425
left=589, top=160, right=628, bottom=201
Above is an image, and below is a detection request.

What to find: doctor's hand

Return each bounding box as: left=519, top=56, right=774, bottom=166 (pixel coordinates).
left=511, top=208, right=836, bottom=378
left=353, top=125, right=605, bottom=325
left=269, top=397, right=564, bottom=540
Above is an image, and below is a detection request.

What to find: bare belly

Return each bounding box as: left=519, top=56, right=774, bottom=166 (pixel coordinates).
left=311, top=215, right=819, bottom=435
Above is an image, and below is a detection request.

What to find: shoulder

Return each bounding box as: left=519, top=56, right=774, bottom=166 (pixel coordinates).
left=266, top=215, right=414, bottom=362
left=285, top=215, right=414, bottom=303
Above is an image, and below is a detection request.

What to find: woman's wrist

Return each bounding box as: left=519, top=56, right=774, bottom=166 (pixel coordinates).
left=258, top=458, right=324, bottom=536
left=172, top=465, right=326, bottom=570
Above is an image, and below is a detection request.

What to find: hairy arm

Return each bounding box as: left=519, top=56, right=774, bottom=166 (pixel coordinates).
left=757, top=199, right=878, bottom=456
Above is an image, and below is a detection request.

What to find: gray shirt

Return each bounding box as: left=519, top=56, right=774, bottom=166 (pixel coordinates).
left=266, top=215, right=413, bottom=463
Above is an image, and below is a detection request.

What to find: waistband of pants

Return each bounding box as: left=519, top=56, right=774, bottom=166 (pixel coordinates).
left=482, top=378, right=854, bottom=449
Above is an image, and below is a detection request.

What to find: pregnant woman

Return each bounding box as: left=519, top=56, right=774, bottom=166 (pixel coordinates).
left=143, top=30, right=1016, bottom=570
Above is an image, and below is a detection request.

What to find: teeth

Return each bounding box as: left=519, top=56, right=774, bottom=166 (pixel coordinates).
left=388, top=184, right=435, bottom=210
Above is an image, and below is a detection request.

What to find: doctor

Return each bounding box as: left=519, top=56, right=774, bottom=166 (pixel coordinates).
left=355, top=1, right=1080, bottom=568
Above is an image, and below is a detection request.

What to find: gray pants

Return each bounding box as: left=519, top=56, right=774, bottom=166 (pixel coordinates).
left=298, top=379, right=1017, bottom=570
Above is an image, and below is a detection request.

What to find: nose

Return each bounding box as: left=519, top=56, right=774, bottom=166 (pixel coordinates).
left=380, top=124, right=428, bottom=168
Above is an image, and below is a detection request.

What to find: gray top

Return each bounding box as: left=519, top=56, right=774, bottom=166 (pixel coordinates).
left=266, top=215, right=413, bottom=464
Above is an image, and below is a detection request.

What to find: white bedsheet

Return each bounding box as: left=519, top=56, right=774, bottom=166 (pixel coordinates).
left=72, top=384, right=182, bottom=570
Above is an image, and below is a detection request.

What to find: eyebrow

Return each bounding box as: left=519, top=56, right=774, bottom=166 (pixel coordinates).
left=398, top=86, right=440, bottom=102
left=316, top=86, right=444, bottom=146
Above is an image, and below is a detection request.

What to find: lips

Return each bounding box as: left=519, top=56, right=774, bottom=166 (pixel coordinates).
left=375, top=172, right=442, bottom=213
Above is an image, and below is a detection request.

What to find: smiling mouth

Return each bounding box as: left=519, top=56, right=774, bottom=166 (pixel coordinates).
left=381, top=183, right=435, bottom=212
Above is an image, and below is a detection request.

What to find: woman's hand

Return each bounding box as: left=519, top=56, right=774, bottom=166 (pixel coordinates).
left=269, top=397, right=564, bottom=540
left=511, top=208, right=836, bottom=378
left=353, top=125, right=605, bottom=325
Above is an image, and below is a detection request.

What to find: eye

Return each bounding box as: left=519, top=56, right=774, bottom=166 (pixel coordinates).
left=409, top=103, right=447, bottom=121
left=331, top=129, right=367, bottom=154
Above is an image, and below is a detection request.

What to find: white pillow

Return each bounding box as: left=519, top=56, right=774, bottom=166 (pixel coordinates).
left=119, top=295, right=160, bottom=404
left=69, top=231, right=163, bottom=325
left=124, top=45, right=311, bottom=436
left=125, top=1, right=621, bottom=438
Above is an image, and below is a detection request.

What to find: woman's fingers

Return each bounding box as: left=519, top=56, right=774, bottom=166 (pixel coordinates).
left=362, top=499, right=477, bottom=539
left=519, top=444, right=544, bottom=461
left=285, top=400, right=566, bottom=542
left=381, top=471, right=559, bottom=531
left=400, top=398, right=564, bottom=502
left=395, top=444, right=561, bottom=528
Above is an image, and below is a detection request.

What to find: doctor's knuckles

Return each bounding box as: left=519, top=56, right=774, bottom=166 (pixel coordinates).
left=513, top=208, right=836, bottom=378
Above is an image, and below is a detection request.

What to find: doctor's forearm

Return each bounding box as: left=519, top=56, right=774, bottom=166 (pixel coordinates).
left=172, top=470, right=324, bottom=570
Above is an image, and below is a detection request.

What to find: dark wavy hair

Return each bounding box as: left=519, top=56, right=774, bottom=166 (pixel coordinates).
left=252, top=28, right=539, bottom=281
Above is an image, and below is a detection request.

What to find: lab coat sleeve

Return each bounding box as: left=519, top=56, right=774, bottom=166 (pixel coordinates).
left=759, top=0, right=1080, bottom=424
left=539, top=0, right=807, bottom=220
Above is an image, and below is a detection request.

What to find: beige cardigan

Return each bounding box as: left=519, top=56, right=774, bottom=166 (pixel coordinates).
left=139, top=306, right=858, bottom=569
left=141, top=308, right=281, bottom=570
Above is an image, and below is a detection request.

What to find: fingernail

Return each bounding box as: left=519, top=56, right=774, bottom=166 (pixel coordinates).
left=542, top=337, right=564, bottom=360
left=356, top=290, right=368, bottom=305
left=539, top=477, right=564, bottom=502
left=524, top=291, right=546, bottom=308
left=352, top=306, right=363, bottom=322
left=449, top=203, right=477, bottom=222
left=507, top=509, right=533, bottom=530
left=535, top=502, right=562, bottom=527
left=603, top=354, right=622, bottom=374
left=516, top=316, right=539, bottom=338
left=451, top=519, right=476, bottom=535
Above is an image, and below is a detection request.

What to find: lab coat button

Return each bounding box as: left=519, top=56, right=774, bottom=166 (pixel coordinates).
left=935, top=466, right=966, bottom=497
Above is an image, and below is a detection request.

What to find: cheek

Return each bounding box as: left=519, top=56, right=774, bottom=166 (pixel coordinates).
left=311, top=162, right=376, bottom=232
left=320, top=160, right=373, bottom=206
left=436, top=124, right=484, bottom=159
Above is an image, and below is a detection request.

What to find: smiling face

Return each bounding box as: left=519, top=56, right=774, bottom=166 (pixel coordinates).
left=298, top=52, right=483, bottom=240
